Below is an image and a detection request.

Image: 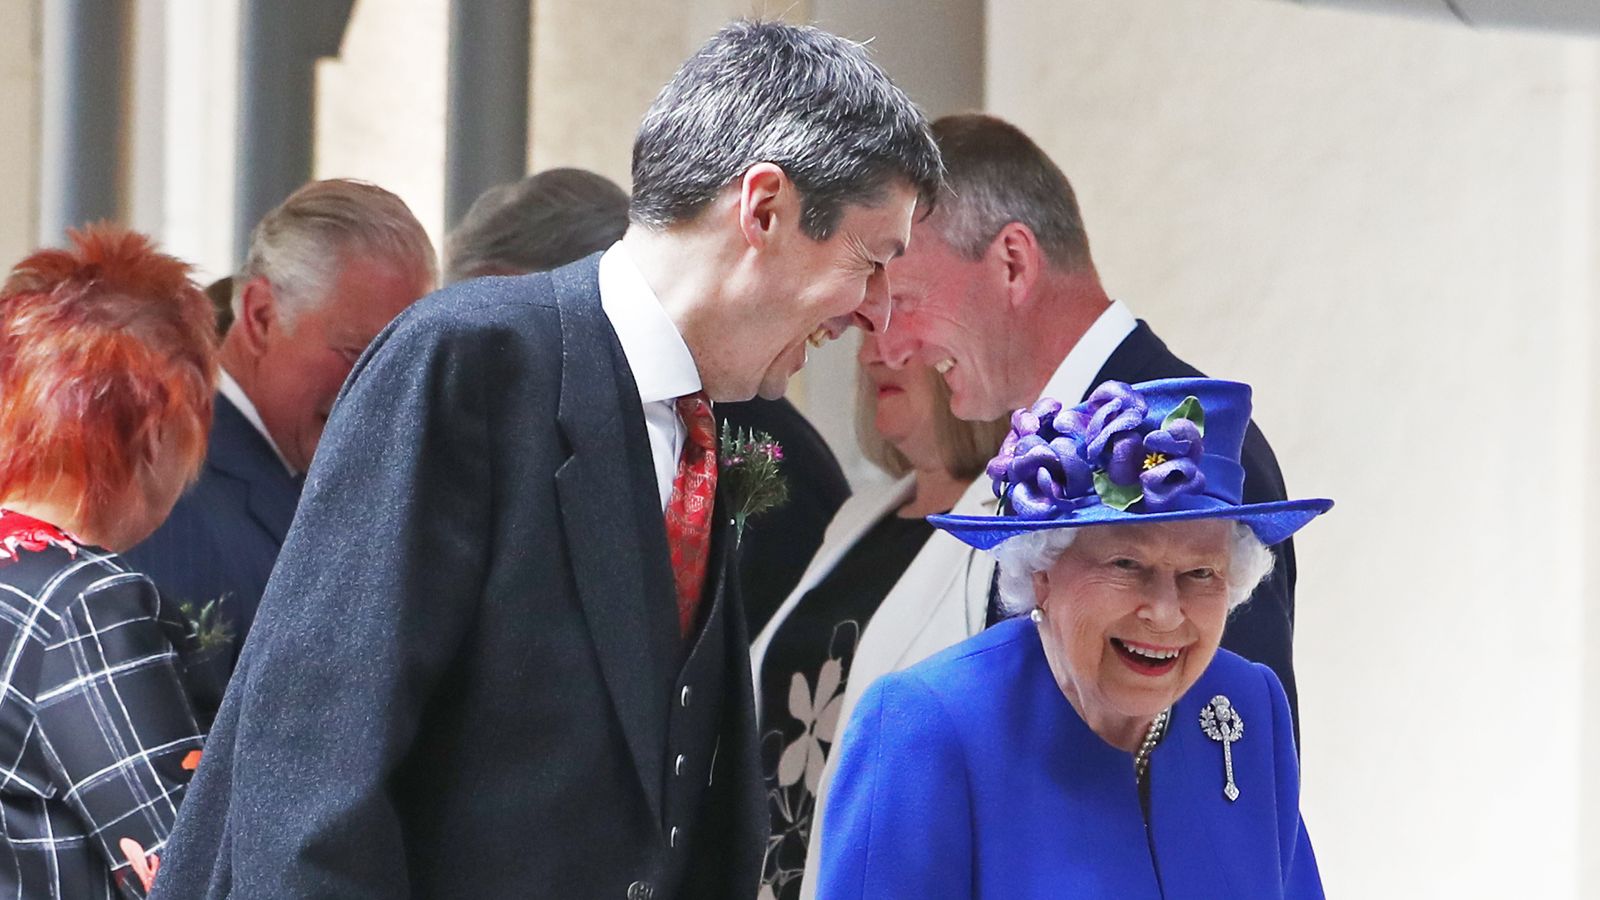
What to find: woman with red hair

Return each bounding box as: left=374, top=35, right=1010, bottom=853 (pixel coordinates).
left=0, top=225, right=218, bottom=899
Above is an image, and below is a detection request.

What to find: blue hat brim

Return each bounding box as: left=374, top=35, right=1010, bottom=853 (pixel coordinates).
left=928, top=497, right=1334, bottom=551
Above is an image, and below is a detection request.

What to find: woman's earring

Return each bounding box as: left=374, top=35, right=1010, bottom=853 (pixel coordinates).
left=1029, top=607, right=1045, bottom=624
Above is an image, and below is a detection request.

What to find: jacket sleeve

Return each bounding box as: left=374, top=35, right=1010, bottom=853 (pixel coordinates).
left=1258, top=663, right=1324, bottom=898
left=815, top=673, right=973, bottom=900
left=214, top=309, right=497, bottom=897
left=35, top=571, right=203, bottom=900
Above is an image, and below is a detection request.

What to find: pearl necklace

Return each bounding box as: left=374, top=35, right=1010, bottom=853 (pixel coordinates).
left=1134, top=708, right=1171, bottom=783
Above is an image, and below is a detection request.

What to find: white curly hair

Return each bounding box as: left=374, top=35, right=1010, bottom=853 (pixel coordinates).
left=992, top=520, right=1275, bottom=618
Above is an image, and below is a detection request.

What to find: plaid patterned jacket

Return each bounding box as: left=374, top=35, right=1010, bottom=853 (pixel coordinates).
left=0, top=511, right=204, bottom=899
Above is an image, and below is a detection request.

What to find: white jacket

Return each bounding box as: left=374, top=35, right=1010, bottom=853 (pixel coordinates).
left=749, top=471, right=1001, bottom=898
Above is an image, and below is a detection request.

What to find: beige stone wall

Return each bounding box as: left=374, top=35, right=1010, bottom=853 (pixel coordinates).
left=0, top=0, right=38, bottom=265
left=988, top=0, right=1595, bottom=895
left=316, top=0, right=450, bottom=265
left=529, top=0, right=813, bottom=187
left=526, top=0, right=816, bottom=401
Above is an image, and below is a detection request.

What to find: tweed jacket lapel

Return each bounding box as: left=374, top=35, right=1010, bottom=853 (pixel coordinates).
left=551, top=258, right=679, bottom=825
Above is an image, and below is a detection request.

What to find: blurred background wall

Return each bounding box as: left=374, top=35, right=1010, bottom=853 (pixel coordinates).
left=2, top=0, right=1597, bottom=895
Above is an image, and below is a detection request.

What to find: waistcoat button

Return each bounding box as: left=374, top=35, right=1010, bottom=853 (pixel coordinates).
left=680, top=685, right=692, bottom=707
left=626, top=880, right=653, bottom=900
left=670, top=826, right=681, bottom=848
left=674, top=753, right=686, bottom=776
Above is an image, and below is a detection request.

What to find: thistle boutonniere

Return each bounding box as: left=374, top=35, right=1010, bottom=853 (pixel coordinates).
left=719, top=422, right=790, bottom=547
left=177, top=598, right=234, bottom=659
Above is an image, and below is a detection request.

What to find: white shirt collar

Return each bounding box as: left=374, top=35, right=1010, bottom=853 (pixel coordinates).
left=217, top=367, right=298, bottom=477
left=597, top=241, right=702, bottom=404
left=1037, top=299, right=1138, bottom=405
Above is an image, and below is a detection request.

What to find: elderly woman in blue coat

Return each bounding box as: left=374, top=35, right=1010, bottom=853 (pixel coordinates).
left=818, top=378, right=1331, bottom=899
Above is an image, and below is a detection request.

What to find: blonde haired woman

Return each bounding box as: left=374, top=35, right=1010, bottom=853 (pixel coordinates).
left=750, top=334, right=1008, bottom=899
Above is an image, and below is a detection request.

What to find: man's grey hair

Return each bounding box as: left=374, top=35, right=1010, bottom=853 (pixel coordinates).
left=924, top=114, right=1094, bottom=273
left=992, top=522, right=1275, bottom=618
left=444, top=168, right=629, bottom=283
left=630, top=20, right=943, bottom=240
left=235, top=179, right=437, bottom=327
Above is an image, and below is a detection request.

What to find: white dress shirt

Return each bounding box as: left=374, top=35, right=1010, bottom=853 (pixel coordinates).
left=1036, top=298, right=1138, bottom=405
left=217, top=368, right=298, bottom=477
left=597, top=242, right=704, bottom=511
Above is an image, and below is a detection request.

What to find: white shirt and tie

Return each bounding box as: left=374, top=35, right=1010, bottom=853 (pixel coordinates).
left=597, top=241, right=705, bottom=512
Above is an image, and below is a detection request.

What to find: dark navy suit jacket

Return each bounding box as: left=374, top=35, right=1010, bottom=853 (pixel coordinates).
left=123, top=393, right=300, bottom=717
left=149, top=257, right=766, bottom=898
left=1093, top=322, right=1302, bottom=731
left=820, top=617, right=1322, bottom=898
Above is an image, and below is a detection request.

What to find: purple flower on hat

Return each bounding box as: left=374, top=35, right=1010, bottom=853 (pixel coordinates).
left=984, top=384, right=1209, bottom=517
left=1136, top=418, right=1206, bottom=511
left=1074, top=381, right=1149, bottom=459
left=989, top=398, right=1066, bottom=496
left=1003, top=435, right=1094, bottom=518
left=1103, top=432, right=1147, bottom=486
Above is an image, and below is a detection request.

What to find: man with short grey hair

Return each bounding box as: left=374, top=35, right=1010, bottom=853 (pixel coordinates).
left=152, top=21, right=939, bottom=900
left=126, top=178, right=435, bottom=714
left=874, top=112, right=1305, bottom=728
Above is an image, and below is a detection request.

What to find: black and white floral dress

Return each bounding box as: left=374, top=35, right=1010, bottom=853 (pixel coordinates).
left=755, top=512, right=935, bottom=900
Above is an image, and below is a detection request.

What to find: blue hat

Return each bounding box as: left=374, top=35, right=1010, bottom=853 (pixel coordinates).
left=929, top=378, right=1332, bottom=550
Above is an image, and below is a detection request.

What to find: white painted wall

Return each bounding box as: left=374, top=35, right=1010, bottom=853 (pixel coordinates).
left=987, top=1, right=1597, bottom=895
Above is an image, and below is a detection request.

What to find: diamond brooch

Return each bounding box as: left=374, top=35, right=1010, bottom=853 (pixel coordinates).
left=1199, top=694, right=1244, bottom=802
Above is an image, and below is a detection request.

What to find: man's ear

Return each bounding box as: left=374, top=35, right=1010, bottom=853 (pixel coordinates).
left=989, top=221, right=1044, bottom=310
left=737, top=162, right=793, bottom=250
left=235, top=277, right=279, bottom=354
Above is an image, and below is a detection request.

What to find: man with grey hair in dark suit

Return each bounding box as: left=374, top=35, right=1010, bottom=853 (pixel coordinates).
left=124, top=179, right=435, bottom=719
left=152, top=20, right=941, bottom=900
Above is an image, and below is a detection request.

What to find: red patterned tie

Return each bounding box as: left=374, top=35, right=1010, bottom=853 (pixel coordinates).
left=665, top=392, right=718, bottom=638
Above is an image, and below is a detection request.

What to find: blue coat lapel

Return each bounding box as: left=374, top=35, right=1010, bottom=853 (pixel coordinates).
left=206, top=394, right=301, bottom=545
left=551, top=258, right=678, bottom=825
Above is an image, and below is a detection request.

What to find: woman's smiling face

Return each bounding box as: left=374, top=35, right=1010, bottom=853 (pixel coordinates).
left=1032, top=519, right=1234, bottom=746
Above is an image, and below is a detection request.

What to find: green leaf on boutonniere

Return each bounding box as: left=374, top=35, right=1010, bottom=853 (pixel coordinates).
left=1162, top=396, right=1205, bottom=436
left=1093, top=470, right=1143, bottom=511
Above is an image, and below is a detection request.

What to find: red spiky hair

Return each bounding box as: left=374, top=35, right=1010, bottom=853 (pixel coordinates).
left=0, top=224, right=218, bottom=532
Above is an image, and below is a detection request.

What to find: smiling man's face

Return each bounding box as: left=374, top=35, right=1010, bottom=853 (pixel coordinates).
left=745, top=184, right=918, bottom=400
left=247, top=257, right=430, bottom=471
left=882, top=220, right=1021, bottom=421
